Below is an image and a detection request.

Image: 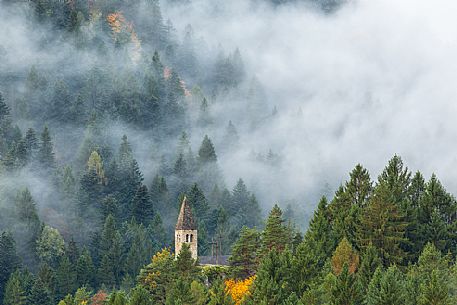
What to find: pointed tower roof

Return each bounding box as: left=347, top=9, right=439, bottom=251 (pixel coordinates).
left=176, top=196, right=196, bottom=230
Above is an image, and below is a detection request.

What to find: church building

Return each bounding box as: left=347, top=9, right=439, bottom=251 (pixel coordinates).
left=175, top=196, right=198, bottom=259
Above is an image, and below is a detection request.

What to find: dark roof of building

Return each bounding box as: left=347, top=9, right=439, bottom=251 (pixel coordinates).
left=176, top=196, right=196, bottom=230
left=198, top=255, right=230, bottom=266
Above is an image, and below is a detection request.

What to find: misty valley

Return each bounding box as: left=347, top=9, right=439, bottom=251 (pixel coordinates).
left=0, top=0, right=457, bottom=304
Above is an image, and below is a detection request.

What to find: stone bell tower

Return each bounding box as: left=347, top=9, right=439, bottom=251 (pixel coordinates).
left=175, top=196, right=198, bottom=259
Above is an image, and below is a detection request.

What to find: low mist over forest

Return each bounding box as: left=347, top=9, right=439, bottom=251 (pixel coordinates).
left=0, top=0, right=457, bottom=304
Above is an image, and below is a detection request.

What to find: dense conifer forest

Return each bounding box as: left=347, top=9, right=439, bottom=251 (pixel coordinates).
left=0, top=0, right=456, bottom=304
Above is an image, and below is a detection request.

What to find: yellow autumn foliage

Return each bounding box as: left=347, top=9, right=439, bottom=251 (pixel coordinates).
left=331, top=237, right=360, bottom=275
left=224, top=276, right=256, bottom=305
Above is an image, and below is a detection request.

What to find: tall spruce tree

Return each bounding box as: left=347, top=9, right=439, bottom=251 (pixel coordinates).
left=3, top=270, right=26, bottom=305
left=198, top=135, right=217, bottom=163
left=131, top=185, right=154, bottom=225
left=366, top=266, right=409, bottom=305
left=229, top=227, right=261, bottom=279
left=37, top=126, right=56, bottom=169
left=260, top=204, right=289, bottom=255
left=357, top=190, right=408, bottom=266
left=0, top=232, right=20, bottom=302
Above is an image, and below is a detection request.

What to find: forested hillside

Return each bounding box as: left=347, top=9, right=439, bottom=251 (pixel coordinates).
left=0, top=0, right=456, bottom=304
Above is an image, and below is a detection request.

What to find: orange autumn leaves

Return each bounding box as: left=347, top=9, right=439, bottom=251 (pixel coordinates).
left=224, top=276, right=256, bottom=305
left=106, top=12, right=141, bottom=63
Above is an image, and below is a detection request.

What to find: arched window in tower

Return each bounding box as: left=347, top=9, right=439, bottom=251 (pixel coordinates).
left=186, top=234, right=189, bottom=242
left=190, top=234, right=193, bottom=242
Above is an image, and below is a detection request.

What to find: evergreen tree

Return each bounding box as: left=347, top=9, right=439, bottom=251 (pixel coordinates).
left=418, top=270, right=449, bottom=305
left=0, top=92, right=10, bottom=124
left=165, top=278, right=194, bottom=305
left=304, top=197, right=336, bottom=261
left=3, top=271, right=26, bottom=305
left=124, top=221, right=154, bottom=277
left=129, top=285, right=152, bottom=305
left=55, top=255, right=76, bottom=301
left=0, top=232, right=20, bottom=302
left=37, top=126, right=56, bottom=169
left=249, top=249, right=294, bottom=305
left=76, top=247, right=95, bottom=289
left=325, top=264, right=362, bottom=305
left=14, top=189, right=40, bottom=227
left=138, top=248, right=176, bottom=304
left=357, top=192, right=408, bottom=266
left=115, top=136, right=144, bottom=221
left=187, top=184, right=209, bottom=224
left=28, top=278, right=52, bottom=305
left=198, top=135, right=217, bottom=163
left=377, top=155, right=411, bottom=206
left=417, top=175, right=457, bottom=254
left=229, top=227, right=261, bottom=279
left=0, top=92, right=11, bottom=155
left=176, top=244, right=198, bottom=278
left=366, top=266, right=408, bottom=305
left=260, top=204, right=289, bottom=254
left=208, top=280, right=234, bottom=305
left=131, top=185, right=154, bottom=225
left=36, top=226, right=65, bottom=267
left=36, top=264, right=56, bottom=303
left=98, top=254, right=116, bottom=288
left=357, top=245, right=382, bottom=294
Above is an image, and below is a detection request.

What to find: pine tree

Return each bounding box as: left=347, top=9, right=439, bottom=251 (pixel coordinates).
left=124, top=221, right=154, bottom=277
left=208, top=280, right=234, bottom=305
left=3, top=271, right=26, bottom=305
left=14, top=188, right=40, bottom=226
left=260, top=204, right=289, bottom=254
left=329, top=164, right=371, bottom=244
left=366, top=266, right=408, bottom=305
left=357, top=245, right=382, bottom=294
left=55, top=255, right=76, bottom=300
left=325, top=264, right=362, bottom=305
left=418, top=269, right=449, bottom=305
left=98, top=254, right=116, bottom=288
left=131, top=185, right=154, bottom=225
left=0, top=232, right=20, bottom=302
left=138, top=248, right=176, bottom=304
left=187, top=184, right=209, bottom=224
left=345, top=164, right=372, bottom=207
left=36, top=263, right=56, bottom=303
left=229, top=227, right=261, bottom=279
left=243, top=194, right=261, bottom=228
left=376, top=155, right=411, bottom=205
left=106, top=290, right=128, bottom=305
left=176, top=244, right=198, bottom=278
left=115, top=136, right=144, bottom=221
left=150, top=175, right=170, bottom=218
left=250, top=249, right=294, bottom=304
left=304, top=197, right=336, bottom=261
left=165, top=278, right=194, bottom=305
left=36, top=226, right=65, bottom=267
left=198, top=135, right=217, bottom=163
left=76, top=247, right=95, bottom=288
left=37, top=126, right=56, bottom=169
left=357, top=191, right=408, bottom=266
left=174, top=153, right=188, bottom=178
left=129, top=285, right=152, bottom=305
left=0, top=92, right=10, bottom=124
left=417, top=175, right=457, bottom=254
left=28, top=278, right=52, bottom=305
